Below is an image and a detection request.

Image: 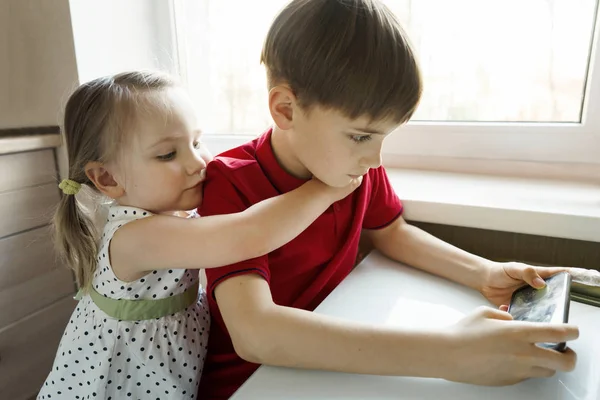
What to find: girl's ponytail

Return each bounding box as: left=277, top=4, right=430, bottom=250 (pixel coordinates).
left=53, top=188, right=98, bottom=290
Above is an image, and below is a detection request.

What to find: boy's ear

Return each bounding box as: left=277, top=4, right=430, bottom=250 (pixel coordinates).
left=268, top=85, right=296, bottom=130
left=84, top=161, right=125, bottom=199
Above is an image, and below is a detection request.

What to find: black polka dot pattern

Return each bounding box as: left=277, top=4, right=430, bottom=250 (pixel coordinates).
left=37, top=205, right=209, bottom=399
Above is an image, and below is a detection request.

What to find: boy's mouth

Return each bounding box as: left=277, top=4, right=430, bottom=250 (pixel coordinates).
left=348, top=171, right=367, bottom=179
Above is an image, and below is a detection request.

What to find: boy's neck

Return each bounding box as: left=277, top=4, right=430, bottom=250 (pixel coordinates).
left=270, top=125, right=312, bottom=180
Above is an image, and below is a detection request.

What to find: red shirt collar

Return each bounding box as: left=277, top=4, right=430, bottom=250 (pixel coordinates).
left=255, top=127, right=309, bottom=194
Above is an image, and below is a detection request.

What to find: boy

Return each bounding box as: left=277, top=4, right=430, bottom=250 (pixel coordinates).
left=197, top=0, right=578, bottom=398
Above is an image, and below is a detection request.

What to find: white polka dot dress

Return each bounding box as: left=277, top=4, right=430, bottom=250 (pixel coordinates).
left=38, top=205, right=210, bottom=400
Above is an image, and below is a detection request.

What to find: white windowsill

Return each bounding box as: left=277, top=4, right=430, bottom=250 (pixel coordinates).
left=386, top=169, right=600, bottom=243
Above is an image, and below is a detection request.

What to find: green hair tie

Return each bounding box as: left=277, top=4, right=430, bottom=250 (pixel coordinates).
left=59, top=179, right=81, bottom=195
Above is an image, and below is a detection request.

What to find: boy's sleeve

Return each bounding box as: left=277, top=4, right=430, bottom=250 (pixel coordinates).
left=362, top=166, right=404, bottom=230
left=198, top=160, right=271, bottom=299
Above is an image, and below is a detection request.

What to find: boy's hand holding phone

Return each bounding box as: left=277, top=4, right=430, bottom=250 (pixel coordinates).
left=478, top=261, right=571, bottom=307
left=438, top=264, right=578, bottom=386
left=441, top=306, right=578, bottom=386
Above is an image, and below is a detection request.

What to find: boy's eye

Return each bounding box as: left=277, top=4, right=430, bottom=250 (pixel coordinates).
left=193, top=140, right=202, bottom=149
left=350, top=135, right=372, bottom=143
left=157, top=151, right=176, bottom=161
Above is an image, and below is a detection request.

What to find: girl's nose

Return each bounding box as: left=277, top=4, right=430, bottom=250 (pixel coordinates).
left=187, top=153, right=207, bottom=176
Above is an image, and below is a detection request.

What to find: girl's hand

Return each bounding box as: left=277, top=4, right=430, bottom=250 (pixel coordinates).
left=310, top=176, right=363, bottom=202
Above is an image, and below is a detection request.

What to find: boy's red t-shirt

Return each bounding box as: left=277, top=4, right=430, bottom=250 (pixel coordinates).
left=197, top=129, right=403, bottom=399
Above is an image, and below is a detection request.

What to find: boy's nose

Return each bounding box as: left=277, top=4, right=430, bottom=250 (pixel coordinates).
left=361, top=151, right=382, bottom=170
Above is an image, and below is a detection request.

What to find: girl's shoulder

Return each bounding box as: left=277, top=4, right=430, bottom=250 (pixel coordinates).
left=99, top=205, right=199, bottom=251
left=107, top=205, right=154, bottom=223
left=100, top=205, right=154, bottom=243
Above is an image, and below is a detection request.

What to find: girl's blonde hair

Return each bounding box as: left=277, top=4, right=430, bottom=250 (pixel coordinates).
left=54, top=71, right=176, bottom=290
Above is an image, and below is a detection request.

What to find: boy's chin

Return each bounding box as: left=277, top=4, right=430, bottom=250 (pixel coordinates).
left=320, top=175, right=357, bottom=188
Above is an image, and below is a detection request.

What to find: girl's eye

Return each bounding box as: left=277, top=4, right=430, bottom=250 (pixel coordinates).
left=193, top=141, right=202, bottom=149
left=350, top=135, right=372, bottom=143
left=157, top=151, right=176, bottom=161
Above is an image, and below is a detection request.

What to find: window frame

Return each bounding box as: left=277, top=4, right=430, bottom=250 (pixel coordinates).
left=382, top=11, right=600, bottom=166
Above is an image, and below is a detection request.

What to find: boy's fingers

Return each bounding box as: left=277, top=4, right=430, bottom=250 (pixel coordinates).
left=535, top=266, right=569, bottom=279
left=531, top=346, right=577, bottom=372
left=529, top=267, right=571, bottom=287
left=529, top=367, right=557, bottom=378
left=517, top=323, right=579, bottom=344
left=477, top=306, right=513, bottom=321
left=520, top=266, right=546, bottom=288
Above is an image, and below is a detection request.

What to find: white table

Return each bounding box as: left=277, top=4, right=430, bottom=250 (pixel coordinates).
left=232, top=252, right=600, bottom=400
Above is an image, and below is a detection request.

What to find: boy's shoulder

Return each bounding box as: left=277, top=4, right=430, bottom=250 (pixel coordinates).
left=203, top=135, right=280, bottom=208
left=209, top=137, right=262, bottom=173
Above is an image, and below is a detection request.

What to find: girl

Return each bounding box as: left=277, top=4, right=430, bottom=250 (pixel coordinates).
left=37, top=71, right=360, bottom=400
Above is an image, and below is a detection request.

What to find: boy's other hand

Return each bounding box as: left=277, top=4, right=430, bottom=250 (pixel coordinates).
left=479, top=261, right=571, bottom=307
left=443, top=306, right=578, bottom=386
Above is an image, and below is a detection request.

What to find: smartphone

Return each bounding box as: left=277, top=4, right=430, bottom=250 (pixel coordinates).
left=508, top=271, right=571, bottom=351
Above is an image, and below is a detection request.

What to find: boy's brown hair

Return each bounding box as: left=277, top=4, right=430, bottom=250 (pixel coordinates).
left=261, top=0, right=422, bottom=124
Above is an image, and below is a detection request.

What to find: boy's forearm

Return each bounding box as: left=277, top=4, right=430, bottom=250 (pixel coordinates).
left=220, top=277, right=452, bottom=378
left=368, top=218, right=491, bottom=291
left=239, top=304, right=452, bottom=378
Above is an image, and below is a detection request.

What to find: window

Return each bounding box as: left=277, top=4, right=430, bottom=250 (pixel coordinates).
left=390, top=0, right=596, bottom=124
left=71, top=1, right=600, bottom=167
left=177, top=0, right=597, bottom=127
left=173, top=0, right=280, bottom=135
left=174, top=0, right=600, bottom=167
left=70, top=0, right=178, bottom=84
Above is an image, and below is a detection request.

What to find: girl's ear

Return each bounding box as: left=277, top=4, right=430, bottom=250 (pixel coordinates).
left=85, top=161, right=125, bottom=199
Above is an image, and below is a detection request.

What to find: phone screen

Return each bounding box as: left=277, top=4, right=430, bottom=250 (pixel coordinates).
left=508, top=272, right=571, bottom=350
left=509, top=272, right=570, bottom=324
